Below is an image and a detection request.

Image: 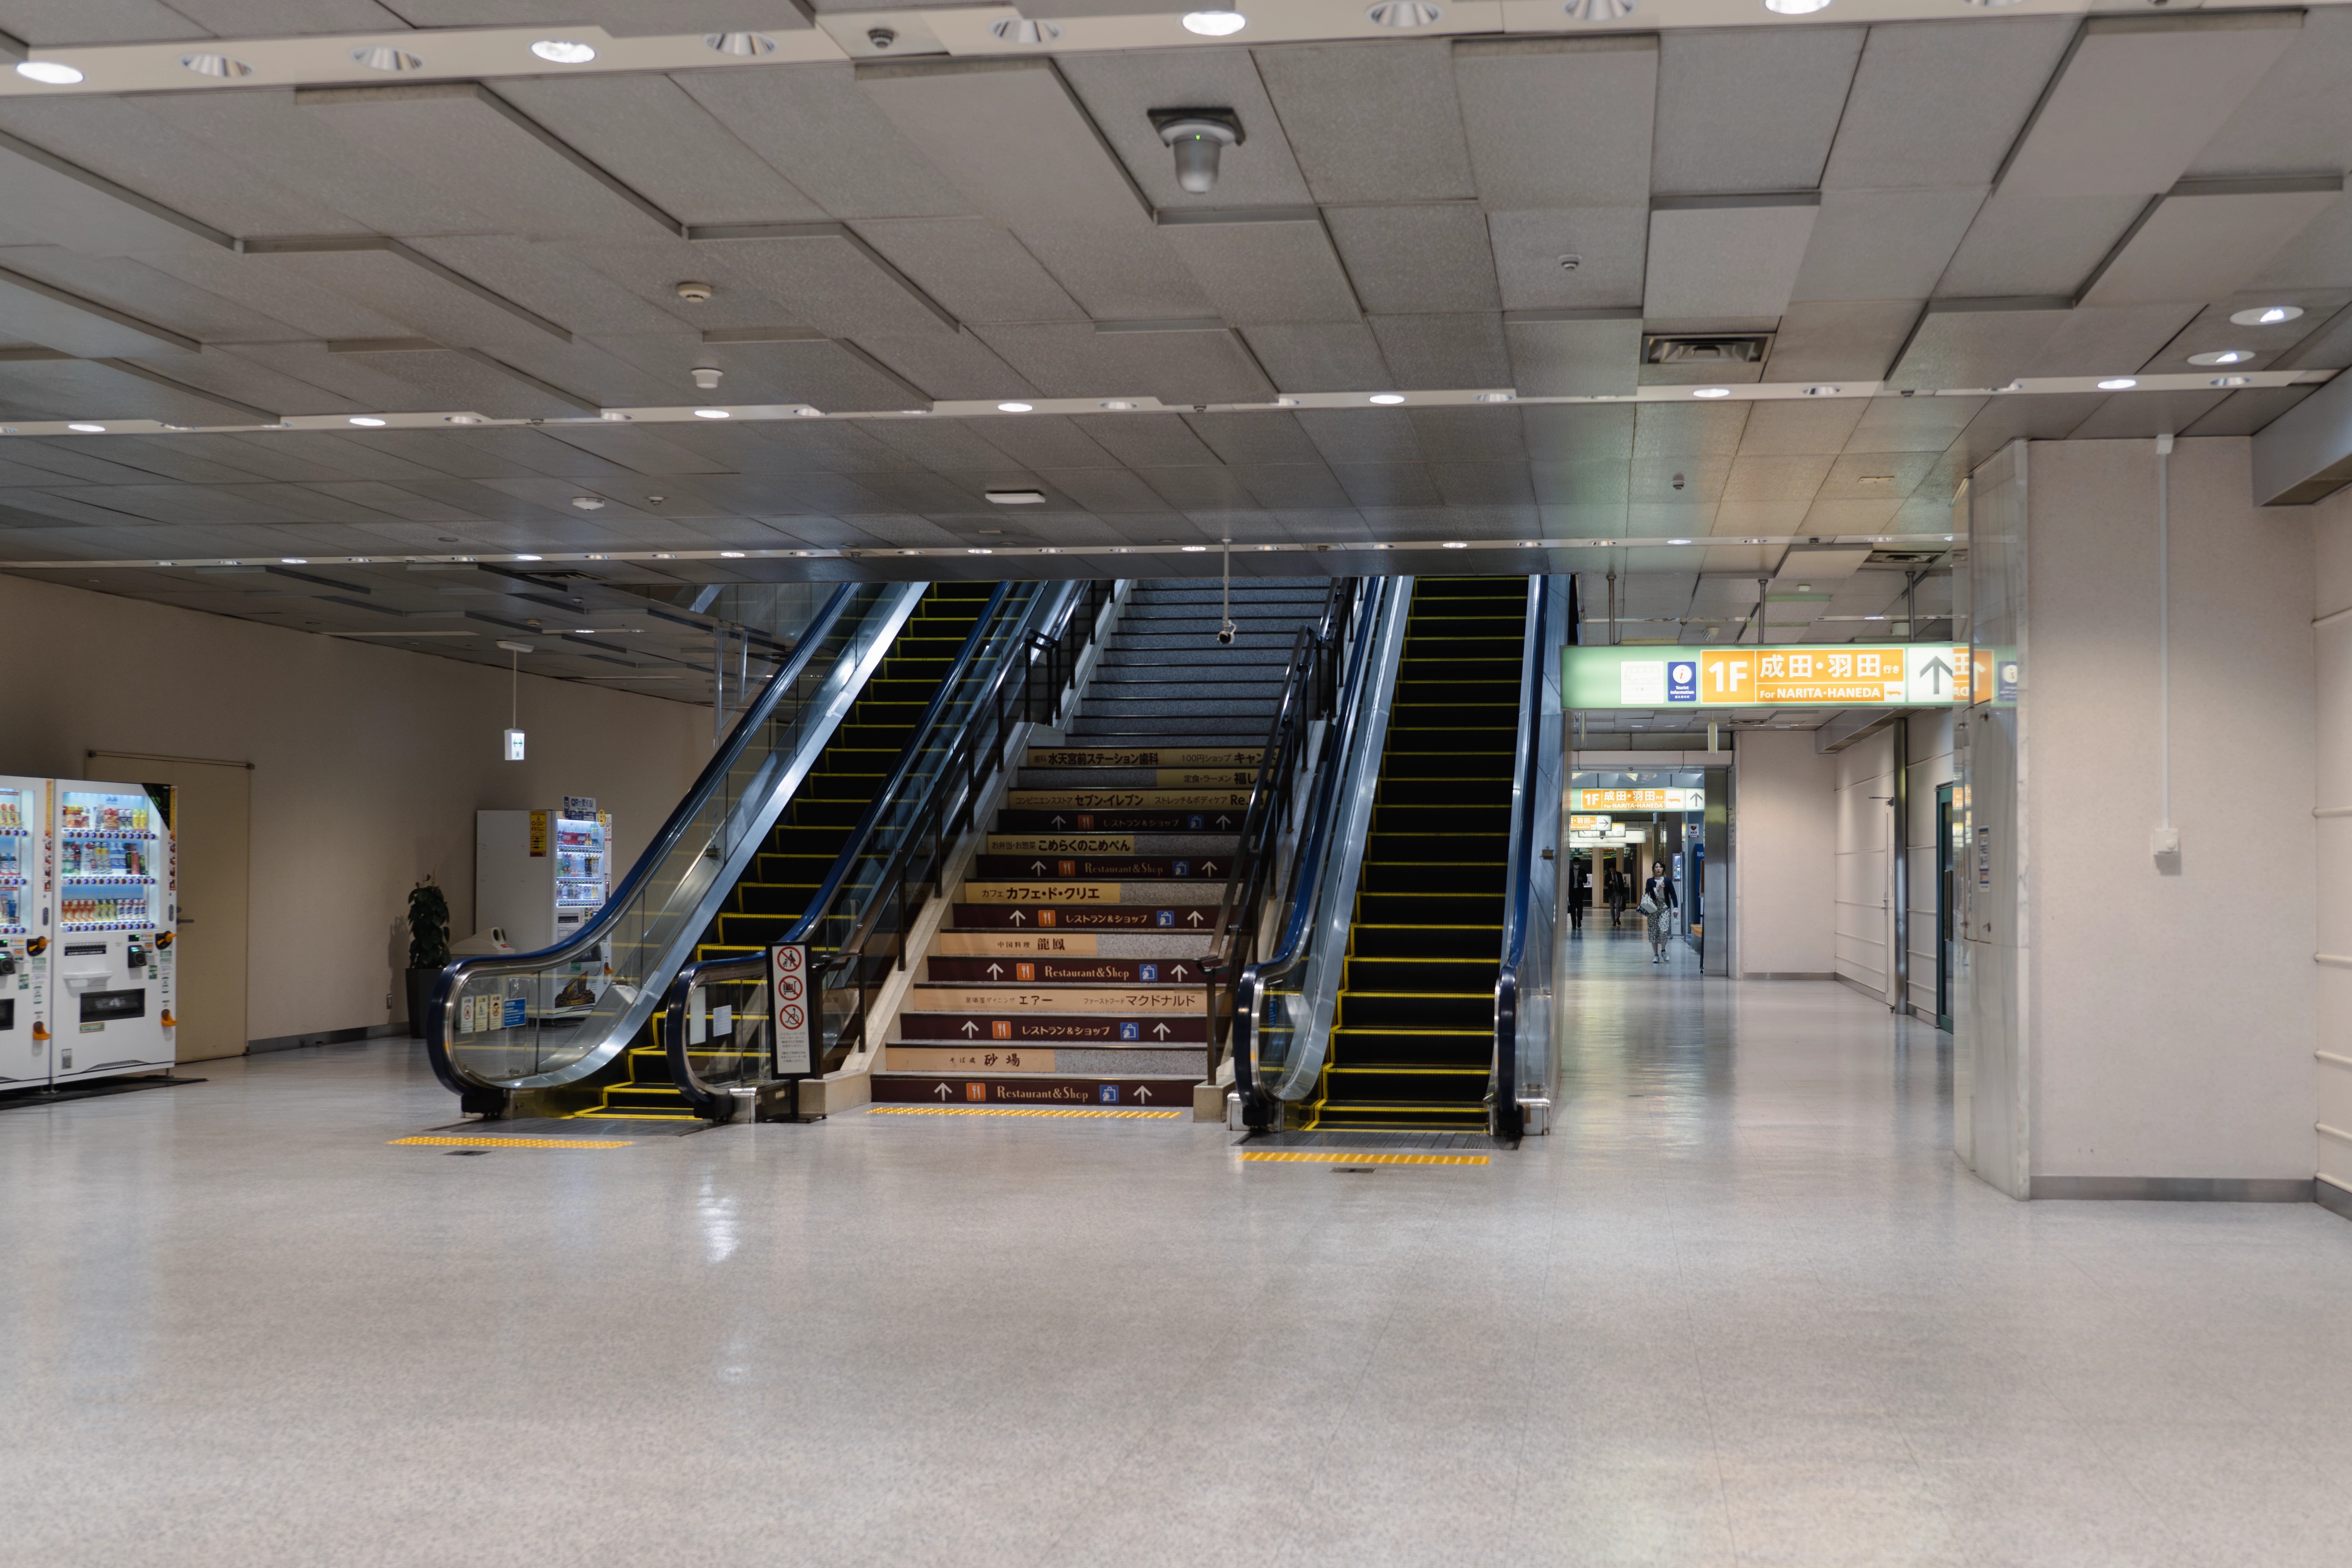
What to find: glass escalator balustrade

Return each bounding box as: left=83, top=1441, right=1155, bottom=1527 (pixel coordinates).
left=1308, top=577, right=1529, bottom=1131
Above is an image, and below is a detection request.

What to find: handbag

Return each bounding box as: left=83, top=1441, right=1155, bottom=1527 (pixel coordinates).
left=1637, top=893, right=1659, bottom=917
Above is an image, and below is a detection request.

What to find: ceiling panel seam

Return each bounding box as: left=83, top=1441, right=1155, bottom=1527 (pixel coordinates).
left=0, top=124, right=234, bottom=250
left=240, top=236, right=573, bottom=342
left=93, top=358, right=273, bottom=421
left=448, top=348, right=597, bottom=414
left=1985, top=17, right=2089, bottom=198
left=684, top=221, right=961, bottom=330
left=0, top=262, right=201, bottom=352
left=828, top=336, right=935, bottom=408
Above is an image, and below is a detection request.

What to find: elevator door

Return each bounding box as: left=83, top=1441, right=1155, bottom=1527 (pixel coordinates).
left=1935, top=783, right=1956, bottom=1031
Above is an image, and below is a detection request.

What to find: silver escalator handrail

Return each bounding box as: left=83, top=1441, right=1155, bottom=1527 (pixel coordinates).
left=1234, top=577, right=1413, bottom=1118
left=1492, top=575, right=1564, bottom=1139
left=660, top=579, right=1111, bottom=1116
left=426, top=580, right=930, bottom=1103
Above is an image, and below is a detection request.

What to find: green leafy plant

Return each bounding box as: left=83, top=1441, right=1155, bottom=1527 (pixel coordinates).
left=407, top=876, right=452, bottom=969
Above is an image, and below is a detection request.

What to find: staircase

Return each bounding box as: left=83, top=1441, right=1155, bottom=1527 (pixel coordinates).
left=1306, top=577, right=1527, bottom=1131
left=570, top=583, right=997, bottom=1120
left=873, top=579, right=1332, bottom=1110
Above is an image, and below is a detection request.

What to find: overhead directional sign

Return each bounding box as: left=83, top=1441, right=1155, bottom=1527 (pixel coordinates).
left=1565, top=644, right=1973, bottom=709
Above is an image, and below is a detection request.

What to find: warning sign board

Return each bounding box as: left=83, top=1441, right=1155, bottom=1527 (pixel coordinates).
left=770, top=943, right=811, bottom=1074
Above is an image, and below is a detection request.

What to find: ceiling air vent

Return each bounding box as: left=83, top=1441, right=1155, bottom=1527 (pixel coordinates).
left=1864, top=548, right=1946, bottom=566
left=1642, top=333, right=1772, bottom=366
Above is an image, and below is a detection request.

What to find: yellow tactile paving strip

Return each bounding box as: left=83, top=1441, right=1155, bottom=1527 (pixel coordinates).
left=1239, top=1150, right=1489, bottom=1166
left=867, top=1105, right=1183, bottom=1120
left=389, top=1135, right=636, bottom=1149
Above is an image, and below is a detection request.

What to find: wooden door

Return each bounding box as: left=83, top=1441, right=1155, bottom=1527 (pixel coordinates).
left=88, top=751, right=250, bottom=1063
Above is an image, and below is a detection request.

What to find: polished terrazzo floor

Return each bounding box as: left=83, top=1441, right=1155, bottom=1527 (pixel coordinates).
left=5, top=923, right=2349, bottom=1567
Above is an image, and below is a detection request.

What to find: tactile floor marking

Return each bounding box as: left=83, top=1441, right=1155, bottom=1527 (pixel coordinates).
left=389, top=1135, right=635, bottom=1149
left=867, top=1106, right=1184, bottom=1120
left=1238, top=1150, right=1489, bottom=1166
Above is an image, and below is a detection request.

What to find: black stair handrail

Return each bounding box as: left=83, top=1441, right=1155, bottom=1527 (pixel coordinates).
left=1491, top=574, right=1560, bottom=1140
left=1227, top=575, right=1394, bottom=1127
left=425, top=581, right=875, bottom=1109
left=1200, top=578, right=1361, bottom=1079
left=660, top=579, right=1115, bottom=1118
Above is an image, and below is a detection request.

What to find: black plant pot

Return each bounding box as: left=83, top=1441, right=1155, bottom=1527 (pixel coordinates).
left=405, top=967, right=440, bottom=1039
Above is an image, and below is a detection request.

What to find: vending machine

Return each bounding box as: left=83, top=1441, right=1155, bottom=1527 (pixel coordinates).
left=49, top=777, right=177, bottom=1085
left=476, top=799, right=615, bottom=953
left=0, top=775, right=53, bottom=1089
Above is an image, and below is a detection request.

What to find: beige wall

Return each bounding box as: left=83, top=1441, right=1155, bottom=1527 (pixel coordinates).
left=2022, top=438, right=2316, bottom=1186
left=1834, top=730, right=1894, bottom=997
left=0, top=573, right=708, bottom=1046
left=2308, top=485, right=2352, bottom=1202
left=1733, top=729, right=1836, bottom=977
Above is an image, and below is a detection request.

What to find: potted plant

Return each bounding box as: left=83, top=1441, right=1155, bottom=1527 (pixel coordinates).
left=405, top=875, right=452, bottom=1037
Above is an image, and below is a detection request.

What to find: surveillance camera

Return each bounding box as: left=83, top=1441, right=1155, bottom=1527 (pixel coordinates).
left=1151, top=110, right=1243, bottom=194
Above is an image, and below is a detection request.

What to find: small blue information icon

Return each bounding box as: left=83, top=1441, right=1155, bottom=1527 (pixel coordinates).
left=1668, top=661, right=1699, bottom=703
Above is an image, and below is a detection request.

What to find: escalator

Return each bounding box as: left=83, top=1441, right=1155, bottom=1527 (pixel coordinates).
left=1306, top=577, right=1528, bottom=1131
left=572, top=583, right=998, bottom=1120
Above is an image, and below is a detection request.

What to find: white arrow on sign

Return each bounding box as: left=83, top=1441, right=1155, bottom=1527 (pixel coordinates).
left=1186, top=910, right=1205, bottom=926
left=1152, top=1022, right=1171, bottom=1039
left=1135, top=1085, right=1153, bottom=1102
left=961, top=1020, right=980, bottom=1037
left=1200, top=860, right=1218, bottom=875
left=1009, top=910, right=1027, bottom=925
left=1171, top=964, right=1189, bottom=981
left=987, top=962, right=1004, bottom=979
left=1215, top=815, right=1232, bottom=828
left=1051, top=815, right=1067, bottom=828
left=933, top=1083, right=952, bottom=1100
left=1030, top=860, right=1047, bottom=875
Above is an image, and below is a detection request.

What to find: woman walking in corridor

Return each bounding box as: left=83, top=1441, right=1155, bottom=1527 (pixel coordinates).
left=1641, top=862, right=1678, bottom=964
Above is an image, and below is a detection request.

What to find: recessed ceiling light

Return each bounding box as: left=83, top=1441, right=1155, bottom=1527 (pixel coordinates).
left=2096, top=377, right=2138, bottom=391
left=351, top=46, right=424, bottom=72
left=704, top=32, right=777, bottom=56
left=2232, top=305, right=2304, bottom=327
left=899, top=408, right=930, bottom=416
left=1764, top=0, right=1832, bottom=11
left=1564, top=0, right=1636, bottom=18
left=516, top=554, right=543, bottom=561
left=987, top=490, right=1047, bottom=505
left=2210, top=375, right=2252, bottom=388
left=997, top=401, right=1034, bottom=413
left=570, top=496, right=604, bottom=510
left=180, top=53, right=252, bottom=78
left=1183, top=11, right=1249, bottom=35
left=573, top=628, right=597, bottom=634
left=1369, top=393, right=1406, bottom=405
left=1182, top=544, right=1209, bottom=552
left=968, top=547, right=994, bottom=554
left=1475, top=391, right=1515, bottom=403
left=348, top=415, right=387, bottom=427
left=2188, top=350, right=2253, bottom=366
left=1803, top=385, right=1842, bottom=397
left=794, top=407, right=822, bottom=417
left=991, top=18, right=1063, bottom=42
left=281, top=557, right=308, bottom=564
left=446, top=413, right=485, bottom=424
left=1692, top=387, right=1731, bottom=399
left=693, top=408, right=731, bottom=419
left=1367, top=2, right=1446, bottom=27
left=1099, top=400, right=1136, bottom=410
left=1944, top=534, right=1955, bottom=542
left=67, top=422, right=105, bottom=433
left=1441, top=541, right=1469, bottom=549
left=720, top=550, right=746, bottom=558
left=1274, top=396, right=1301, bottom=407
left=530, top=40, right=597, bottom=64
left=1667, top=538, right=1691, bottom=545
left=15, top=61, right=85, bottom=85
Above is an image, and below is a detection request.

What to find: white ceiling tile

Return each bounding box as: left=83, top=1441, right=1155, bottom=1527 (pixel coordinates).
left=1791, top=188, right=1985, bottom=304
left=1934, top=192, right=2151, bottom=298
left=1158, top=214, right=1361, bottom=325
left=1323, top=204, right=1499, bottom=314
left=1824, top=18, right=2077, bottom=192
left=855, top=60, right=1151, bottom=230
left=1251, top=40, right=1476, bottom=205
left=855, top=219, right=1087, bottom=324
left=678, top=64, right=976, bottom=222
left=1504, top=314, right=1641, bottom=397
left=1239, top=323, right=1393, bottom=394
left=1453, top=35, right=1657, bottom=210
left=1645, top=199, right=1819, bottom=320
left=1367, top=313, right=1512, bottom=389
left=1651, top=27, right=1866, bottom=196
left=1487, top=209, right=1647, bottom=312
left=1059, top=46, right=1316, bottom=210
left=2078, top=181, right=2343, bottom=307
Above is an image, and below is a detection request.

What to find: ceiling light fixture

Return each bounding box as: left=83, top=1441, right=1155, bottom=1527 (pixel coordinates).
left=1367, top=2, right=1446, bottom=26
left=704, top=33, right=777, bottom=56
left=987, top=490, right=1047, bottom=505
left=1564, top=0, right=1636, bottom=18
left=529, top=40, right=597, bottom=64
left=1184, top=12, right=1249, bottom=36
left=991, top=18, right=1064, bottom=43
left=2232, top=305, right=2304, bottom=327
left=1274, top=396, right=1301, bottom=407
left=1442, top=541, right=1469, bottom=549
left=693, top=408, right=731, bottom=419
left=15, top=61, right=85, bottom=85
left=997, top=401, right=1035, bottom=412
left=968, top=547, right=995, bottom=555
left=2096, top=377, right=2138, bottom=391
left=351, top=46, right=425, bottom=72
left=1475, top=391, right=1515, bottom=403
left=67, top=422, right=105, bottom=433
left=1667, top=538, right=1691, bottom=545
left=180, top=53, right=252, bottom=78
left=720, top=550, right=746, bottom=558
left=1182, top=544, right=1209, bottom=552
left=1764, top=0, right=1833, bottom=11
left=1100, top=399, right=1136, bottom=410
left=2188, top=350, right=2253, bottom=366
left=794, top=407, right=822, bottom=417
left=570, top=496, right=604, bottom=510
left=1803, top=385, right=1842, bottom=397
left=2211, top=375, right=2252, bottom=388
left=1158, top=113, right=1241, bottom=193
left=1692, top=387, right=1731, bottom=399
left=348, top=415, right=387, bottom=427
left=281, top=557, right=308, bottom=564
left=516, top=554, right=543, bottom=562
left=1369, top=393, right=1406, bottom=405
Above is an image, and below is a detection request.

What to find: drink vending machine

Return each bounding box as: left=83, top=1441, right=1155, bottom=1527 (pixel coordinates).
left=48, top=778, right=177, bottom=1085
left=476, top=800, right=615, bottom=999
left=0, top=775, right=52, bottom=1089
